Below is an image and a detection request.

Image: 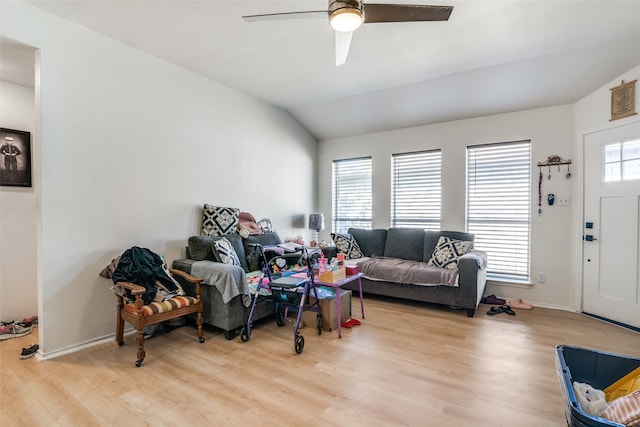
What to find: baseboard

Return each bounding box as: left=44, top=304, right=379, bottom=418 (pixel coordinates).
left=582, top=312, right=640, bottom=334
left=39, top=329, right=136, bottom=361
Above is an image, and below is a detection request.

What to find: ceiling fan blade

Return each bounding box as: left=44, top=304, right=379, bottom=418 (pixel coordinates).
left=242, top=11, right=326, bottom=22
left=335, top=31, right=354, bottom=66
left=363, top=4, right=453, bottom=23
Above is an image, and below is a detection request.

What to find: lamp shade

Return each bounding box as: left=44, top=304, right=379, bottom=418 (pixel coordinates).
left=308, top=213, right=325, bottom=232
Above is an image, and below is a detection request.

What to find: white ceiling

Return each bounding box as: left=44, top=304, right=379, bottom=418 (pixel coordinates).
left=4, top=0, right=640, bottom=140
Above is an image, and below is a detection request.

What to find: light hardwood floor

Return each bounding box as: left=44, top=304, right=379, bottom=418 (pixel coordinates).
left=1, top=296, right=639, bottom=427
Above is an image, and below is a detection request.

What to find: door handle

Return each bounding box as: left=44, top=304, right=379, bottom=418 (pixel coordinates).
left=583, top=235, right=598, bottom=241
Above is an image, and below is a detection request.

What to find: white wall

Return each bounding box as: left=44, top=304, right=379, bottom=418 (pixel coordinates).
left=1, top=1, right=316, bottom=357
left=0, top=80, right=37, bottom=323
left=570, top=64, right=640, bottom=313
left=318, top=105, right=576, bottom=309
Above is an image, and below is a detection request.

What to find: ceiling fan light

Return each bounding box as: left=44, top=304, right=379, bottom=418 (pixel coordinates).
left=330, top=8, right=363, bottom=32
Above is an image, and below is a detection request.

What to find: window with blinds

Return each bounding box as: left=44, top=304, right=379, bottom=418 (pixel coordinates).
left=466, top=141, right=531, bottom=282
left=332, top=157, right=372, bottom=233
left=391, top=150, right=441, bottom=230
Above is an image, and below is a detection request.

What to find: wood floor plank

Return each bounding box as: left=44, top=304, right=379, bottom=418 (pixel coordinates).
left=1, top=296, right=638, bottom=426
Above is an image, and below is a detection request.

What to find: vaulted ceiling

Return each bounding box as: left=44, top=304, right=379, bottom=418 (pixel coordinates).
left=5, top=1, right=640, bottom=140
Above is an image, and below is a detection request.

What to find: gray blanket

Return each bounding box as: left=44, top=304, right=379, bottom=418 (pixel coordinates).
left=358, top=256, right=459, bottom=287
left=191, top=261, right=251, bottom=307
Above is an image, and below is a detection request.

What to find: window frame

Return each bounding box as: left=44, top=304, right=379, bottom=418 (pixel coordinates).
left=466, top=140, right=532, bottom=283
left=391, top=149, right=442, bottom=230
left=332, top=156, right=372, bottom=233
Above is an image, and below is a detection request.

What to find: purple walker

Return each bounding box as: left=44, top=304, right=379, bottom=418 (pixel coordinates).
left=241, top=245, right=322, bottom=354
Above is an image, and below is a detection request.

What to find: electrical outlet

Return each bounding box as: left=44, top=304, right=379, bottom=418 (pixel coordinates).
left=536, top=272, right=546, bottom=283
left=556, top=195, right=571, bottom=206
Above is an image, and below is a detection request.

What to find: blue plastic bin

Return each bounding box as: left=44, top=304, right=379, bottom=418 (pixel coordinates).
left=555, top=345, right=640, bottom=427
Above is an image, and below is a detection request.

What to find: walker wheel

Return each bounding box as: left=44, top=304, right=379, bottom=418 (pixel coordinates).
left=276, top=310, right=285, bottom=327
left=294, top=335, right=305, bottom=354
left=240, top=326, right=250, bottom=342
left=316, top=316, right=322, bottom=335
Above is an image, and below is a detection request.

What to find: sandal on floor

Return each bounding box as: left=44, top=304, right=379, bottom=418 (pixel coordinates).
left=487, top=306, right=504, bottom=315
left=501, top=305, right=516, bottom=315
left=508, top=299, right=533, bottom=310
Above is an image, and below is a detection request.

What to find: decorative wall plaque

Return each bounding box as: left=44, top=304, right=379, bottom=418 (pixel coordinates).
left=610, top=79, right=637, bottom=121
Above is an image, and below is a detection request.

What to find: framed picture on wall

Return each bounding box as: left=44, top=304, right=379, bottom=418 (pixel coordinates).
left=0, top=127, right=32, bottom=187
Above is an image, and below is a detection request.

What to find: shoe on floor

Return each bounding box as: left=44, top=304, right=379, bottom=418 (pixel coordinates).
left=0, top=322, right=14, bottom=333
left=481, top=294, right=506, bottom=305
left=20, top=344, right=39, bottom=359
left=508, top=299, right=533, bottom=310
left=487, top=306, right=504, bottom=315
left=501, top=305, right=516, bottom=315
left=22, top=315, right=38, bottom=326
left=0, top=323, right=32, bottom=340
left=341, top=318, right=361, bottom=328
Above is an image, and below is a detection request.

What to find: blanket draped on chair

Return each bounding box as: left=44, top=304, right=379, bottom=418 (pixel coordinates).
left=191, top=261, right=251, bottom=307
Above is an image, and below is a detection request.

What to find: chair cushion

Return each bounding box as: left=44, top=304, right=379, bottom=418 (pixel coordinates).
left=124, top=296, right=199, bottom=317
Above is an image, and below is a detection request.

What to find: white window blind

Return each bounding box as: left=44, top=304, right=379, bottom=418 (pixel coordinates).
left=332, top=157, right=372, bottom=233
left=467, top=141, right=531, bottom=282
left=391, top=150, right=441, bottom=230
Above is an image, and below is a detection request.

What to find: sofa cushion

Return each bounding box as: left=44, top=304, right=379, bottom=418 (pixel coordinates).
left=213, top=237, right=242, bottom=267
left=188, top=236, right=217, bottom=261
left=427, top=236, right=473, bottom=270
left=331, top=233, right=364, bottom=259
left=188, top=234, right=248, bottom=272
left=349, top=228, right=387, bottom=257
left=423, top=231, right=475, bottom=262
left=202, top=204, right=240, bottom=236
left=384, top=228, right=425, bottom=262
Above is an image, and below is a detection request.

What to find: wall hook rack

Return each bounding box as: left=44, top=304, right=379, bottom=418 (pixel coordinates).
left=537, top=155, right=572, bottom=180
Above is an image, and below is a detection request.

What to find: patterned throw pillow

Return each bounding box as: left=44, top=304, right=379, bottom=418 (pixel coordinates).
left=212, top=237, right=241, bottom=267
left=331, top=233, right=364, bottom=259
left=202, top=205, right=240, bottom=236
left=427, top=236, right=473, bottom=270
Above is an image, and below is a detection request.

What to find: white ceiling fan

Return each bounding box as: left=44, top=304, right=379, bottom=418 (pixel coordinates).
left=243, top=1, right=453, bottom=66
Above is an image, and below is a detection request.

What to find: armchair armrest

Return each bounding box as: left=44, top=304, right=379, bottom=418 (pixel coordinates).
left=169, top=268, right=203, bottom=285
left=115, top=281, right=146, bottom=296
left=169, top=268, right=203, bottom=301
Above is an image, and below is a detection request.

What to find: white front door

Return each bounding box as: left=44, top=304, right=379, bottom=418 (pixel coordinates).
left=583, top=120, right=640, bottom=329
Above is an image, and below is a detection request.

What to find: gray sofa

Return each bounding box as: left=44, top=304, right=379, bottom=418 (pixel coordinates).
left=172, top=232, right=282, bottom=339
left=326, top=228, right=487, bottom=317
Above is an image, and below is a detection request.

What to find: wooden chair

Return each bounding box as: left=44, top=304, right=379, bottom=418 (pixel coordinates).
left=115, top=268, right=205, bottom=367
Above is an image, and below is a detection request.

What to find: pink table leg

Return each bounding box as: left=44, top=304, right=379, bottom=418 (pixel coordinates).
left=357, top=277, right=365, bottom=319
left=335, top=286, right=342, bottom=338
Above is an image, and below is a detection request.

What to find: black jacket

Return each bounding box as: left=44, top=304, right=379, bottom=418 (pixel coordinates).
left=111, top=246, right=180, bottom=305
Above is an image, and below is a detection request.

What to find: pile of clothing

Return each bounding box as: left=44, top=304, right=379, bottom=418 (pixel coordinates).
left=574, top=369, right=640, bottom=426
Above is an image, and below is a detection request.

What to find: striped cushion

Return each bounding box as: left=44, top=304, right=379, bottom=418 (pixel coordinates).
left=124, top=296, right=198, bottom=317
